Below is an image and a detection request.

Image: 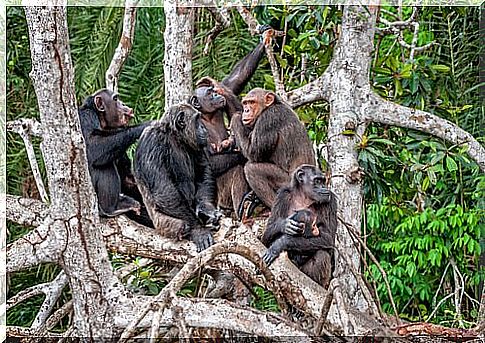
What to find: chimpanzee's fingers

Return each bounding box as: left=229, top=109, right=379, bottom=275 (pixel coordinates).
left=262, top=250, right=277, bottom=265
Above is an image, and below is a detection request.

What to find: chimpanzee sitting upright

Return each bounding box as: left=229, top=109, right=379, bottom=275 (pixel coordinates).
left=189, top=26, right=273, bottom=215
left=79, top=89, right=150, bottom=218
left=262, top=164, right=337, bottom=288
left=134, top=104, right=221, bottom=252
left=230, top=88, right=316, bottom=215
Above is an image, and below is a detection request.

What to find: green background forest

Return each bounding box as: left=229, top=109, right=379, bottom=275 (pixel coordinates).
left=6, top=5, right=484, bottom=329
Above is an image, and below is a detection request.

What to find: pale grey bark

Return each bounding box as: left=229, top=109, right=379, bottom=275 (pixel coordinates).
left=8, top=3, right=484, bottom=340
left=106, top=0, right=138, bottom=92
left=163, top=0, right=194, bottom=111
left=365, top=94, right=485, bottom=172
left=23, top=2, right=124, bottom=337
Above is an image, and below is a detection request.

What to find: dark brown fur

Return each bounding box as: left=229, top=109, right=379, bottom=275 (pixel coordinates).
left=231, top=89, right=316, bottom=208
left=190, top=42, right=267, bottom=213
left=261, top=165, right=337, bottom=288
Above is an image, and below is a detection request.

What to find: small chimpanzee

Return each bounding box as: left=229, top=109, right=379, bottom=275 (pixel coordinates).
left=189, top=26, right=273, bottom=215
left=134, top=103, right=222, bottom=252
left=79, top=89, right=150, bottom=218
left=262, top=164, right=337, bottom=288
left=230, top=88, right=316, bottom=213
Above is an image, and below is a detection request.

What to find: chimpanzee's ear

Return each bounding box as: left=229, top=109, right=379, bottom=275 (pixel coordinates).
left=94, top=96, right=105, bottom=112
left=295, top=168, right=306, bottom=184
left=190, top=96, right=201, bottom=110
left=175, top=111, right=186, bottom=131
left=264, top=92, right=275, bottom=108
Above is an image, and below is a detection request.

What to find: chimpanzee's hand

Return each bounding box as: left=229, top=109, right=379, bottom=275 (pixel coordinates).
left=196, top=204, right=222, bottom=227
left=282, top=217, right=304, bottom=236
left=262, top=247, right=279, bottom=266
left=191, top=229, right=214, bottom=252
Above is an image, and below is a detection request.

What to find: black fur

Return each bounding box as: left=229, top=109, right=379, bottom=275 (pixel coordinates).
left=134, top=104, right=221, bottom=252
left=79, top=90, right=150, bottom=218
left=188, top=42, right=268, bottom=213
left=261, top=165, right=337, bottom=288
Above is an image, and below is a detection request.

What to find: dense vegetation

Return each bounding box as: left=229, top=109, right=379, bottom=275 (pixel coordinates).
left=7, top=5, right=483, bottom=329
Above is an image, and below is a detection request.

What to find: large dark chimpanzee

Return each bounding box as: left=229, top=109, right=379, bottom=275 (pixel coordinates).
left=79, top=89, right=151, bottom=220
left=134, top=104, right=222, bottom=252
left=230, top=88, right=316, bottom=215
left=262, top=164, right=337, bottom=288
left=189, top=27, right=273, bottom=215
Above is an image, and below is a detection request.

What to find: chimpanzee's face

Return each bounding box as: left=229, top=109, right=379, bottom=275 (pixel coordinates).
left=168, top=103, right=208, bottom=150
left=294, top=165, right=332, bottom=204
left=191, top=86, right=226, bottom=114
left=94, top=89, right=134, bottom=129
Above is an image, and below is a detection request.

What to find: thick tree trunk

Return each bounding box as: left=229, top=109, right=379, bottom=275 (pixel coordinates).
left=163, top=0, right=194, bottom=111
left=323, top=7, right=378, bottom=325
left=24, top=2, right=123, bottom=337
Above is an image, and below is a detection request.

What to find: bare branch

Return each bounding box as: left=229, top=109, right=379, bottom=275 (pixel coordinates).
left=7, top=326, right=63, bottom=338
left=6, top=195, right=49, bottom=227
left=120, top=240, right=292, bottom=341
left=366, top=94, right=485, bottom=172
left=7, top=118, right=43, bottom=137
left=119, top=297, right=319, bottom=340
left=203, top=6, right=230, bottom=55
left=286, top=70, right=332, bottom=109
left=335, top=236, right=381, bottom=319
left=7, top=118, right=48, bottom=201
left=105, top=217, right=331, bottom=319
left=340, top=215, right=400, bottom=324
left=235, top=5, right=287, bottom=99
left=106, top=0, right=138, bottom=92
left=32, top=271, right=69, bottom=328
left=378, top=8, right=435, bottom=61
left=6, top=219, right=63, bottom=273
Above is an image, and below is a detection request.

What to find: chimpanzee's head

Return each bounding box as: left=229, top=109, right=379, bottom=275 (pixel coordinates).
left=92, top=89, right=134, bottom=129
left=164, top=103, right=208, bottom=150
left=241, top=88, right=277, bottom=128
left=292, top=164, right=333, bottom=204
left=190, top=77, right=226, bottom=114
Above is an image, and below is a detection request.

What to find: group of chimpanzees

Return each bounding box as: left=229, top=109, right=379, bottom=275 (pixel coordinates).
left=78, top=29, right=338, bottom=289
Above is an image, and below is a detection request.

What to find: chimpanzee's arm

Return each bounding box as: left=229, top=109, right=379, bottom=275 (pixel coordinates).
left=230, top=113, right=278, bottom=162
left=221, top=42, right=265, bottom=96
left=86, top=122, right=150, bottom=167
left=117, top=153, right=143, bottom=201
left=262, top=189, right=292, bottom=245
left=194, top=153, right=220, bottom=225
left=208, top=152, right=246, bottom=177
left=274, top=235, right=333, bottom=253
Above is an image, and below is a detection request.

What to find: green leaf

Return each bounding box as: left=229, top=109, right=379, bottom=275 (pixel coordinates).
left=446, top=156, right=458, bottom=172
left=431, top=64, right=451, bottom=73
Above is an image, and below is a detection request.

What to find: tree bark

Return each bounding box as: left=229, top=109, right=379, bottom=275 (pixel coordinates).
left=23, top=2, right=124, bottom=337
left=163, top=0, right=194, bottom=111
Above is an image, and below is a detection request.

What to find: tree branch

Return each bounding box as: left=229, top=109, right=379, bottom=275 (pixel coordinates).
left=106, top=0, right=138, bottom=92
left=235, top=4, right=287, bottom=99
left=203, top=5, right=230, bottom=55
left=122, top=297, right=320, bottom=340
left=6, top=219, right=63, bottom=273
left=105, top=217, right=331, bottom=319
left=7, top=118, right=43, bottom=137
left=286, top=70, right=333, bottom=108
left=6, top=195, right=49, bottom=227
left=366, top=94, right=485, bottom=172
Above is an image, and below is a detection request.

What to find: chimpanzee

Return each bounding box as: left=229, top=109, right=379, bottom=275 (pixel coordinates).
left=230, top=88, right=316, bottom=215
left=79, top=89, right=151, bottom=218
left=189, top=26, right=273, bottom=215
left=261, top=164, right=337, bottom=288
left=134, top=103, right=222, bottom=252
